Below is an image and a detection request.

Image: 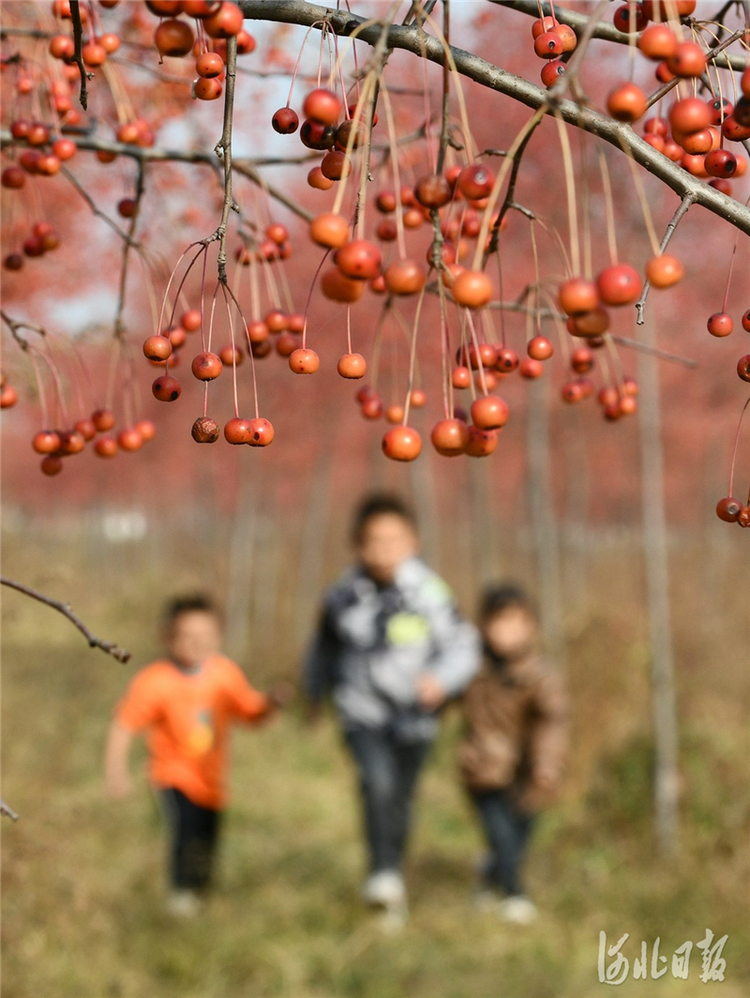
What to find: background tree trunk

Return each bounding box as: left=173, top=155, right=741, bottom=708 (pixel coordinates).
left=527, top=376, right=566, bottom=669
left=638, top=328, right=680, bottom=856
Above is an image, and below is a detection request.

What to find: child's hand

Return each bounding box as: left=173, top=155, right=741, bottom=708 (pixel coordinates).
left=268, top=681, right=295, bottom=709
left=416, top=673, right=447, bottom=711
left=106, top=772, right=133, bottom=800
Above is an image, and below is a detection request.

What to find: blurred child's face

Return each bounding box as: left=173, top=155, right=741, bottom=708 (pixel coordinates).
left=357, top=513, right=418, bottom=585
left=484, top=605, right=536, bottom=661
left=166, top=611, right=221, bottom=669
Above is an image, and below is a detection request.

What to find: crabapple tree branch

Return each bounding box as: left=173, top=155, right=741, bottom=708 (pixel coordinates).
left=69, top=1, right=92, bottom=111
left=211, top=33, right=238, bottom=284
left=237, top=0, right=750, bottom=238
left=1, top=310, right=46, bottom=351
left=0, top=131, right=314, bottom=223
left=114, top=161, right=146, bottom=338
left=0, top=577, right=131, bottom=664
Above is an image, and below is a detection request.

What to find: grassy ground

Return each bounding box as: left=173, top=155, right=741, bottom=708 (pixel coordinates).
left=2, top=540, right=749, bottom=998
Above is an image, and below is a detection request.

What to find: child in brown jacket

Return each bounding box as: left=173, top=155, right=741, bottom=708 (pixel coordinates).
left=458, top=584, right=568, bottom=923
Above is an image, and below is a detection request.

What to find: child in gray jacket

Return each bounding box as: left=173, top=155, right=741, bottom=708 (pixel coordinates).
left=304, top=493, right=480, bottom=923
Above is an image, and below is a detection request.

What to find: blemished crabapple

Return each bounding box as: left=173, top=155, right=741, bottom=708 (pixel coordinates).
left=707, top=313, right=733, bottom=337
left=248, top=418, right=274, bottom=447
left=716, top=497, right=742, bottom=522
left=289, top=348, right=320, bottom=374
left=465, top=426, right=499, bottom=457
left=192, top=416, right=220, bottom=443
left=223, top=417, right=253, bottom=444
left=191, top=352, right=223, bottom=381
left=152, top=375, right=181, bottom=401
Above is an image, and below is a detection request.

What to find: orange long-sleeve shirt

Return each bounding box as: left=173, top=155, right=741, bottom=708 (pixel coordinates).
left=116, top=655, right=271, bottom=809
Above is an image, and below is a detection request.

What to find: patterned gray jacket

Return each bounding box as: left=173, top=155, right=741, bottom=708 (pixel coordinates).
left=303, top=557, right=481, bottom=740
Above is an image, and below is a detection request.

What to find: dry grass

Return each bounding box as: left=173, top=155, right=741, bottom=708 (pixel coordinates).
left=2, top=531, right=749, bottom=998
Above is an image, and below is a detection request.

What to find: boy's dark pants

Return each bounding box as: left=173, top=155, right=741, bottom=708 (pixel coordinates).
left=345, top=726, right=431, bottom=874
left=470, top=787, right=535, bottom=896
left=161, top=788, right=221, bottom=891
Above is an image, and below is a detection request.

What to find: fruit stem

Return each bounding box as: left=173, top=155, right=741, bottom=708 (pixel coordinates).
left=473, top=108, right=546, bottom=272
left=553, top=111, right=581, bottom=277
left=728, top=396, right=750, bottom=499
left=720, top=228, right=740, bottom=315
left=597, top=147, right=619, bottom=267
left=402, top=284, right=426, bottom=425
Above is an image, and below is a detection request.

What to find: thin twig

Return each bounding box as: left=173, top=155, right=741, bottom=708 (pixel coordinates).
left=0, top=577, right=131, bottom=663
left=212, top=34, right=238, bottom=284
left=1, top=310, right=46, bottom=350
left=69, top=1, right=92, bottom=111
left=114, top=161, right=146, bottom=338
left=486, top=117, right=542, bottom=258
left=482, top=300, right=698, bottom=367
left=635, top=193, right=695, bottom=326
left=0, top=132, right=314, bottom=222
left=426, top=0, right=451, bottom=272
left=0, top=798, right=19, bottom=822
left=610, top=335, right=697, bottom=369
left=645, top=28, right=744, bottom=110
left=61, top=166, right=141, bottom=248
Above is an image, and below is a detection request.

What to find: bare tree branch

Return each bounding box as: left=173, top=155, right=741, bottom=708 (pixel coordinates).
left=1, top=310, right=46, bottom=350
left=0, top=131, right=314, bottom=223
left=0, top=798, right=19, bottom=822
left=69, top=1, right=92, bottom=110
left=114, top=161, right=146, bottom=338
left=212, top=34, right=238, bottom=283
left=0, top=577, right=131, bottom=663
left=236, top=0, right=750, bottom=238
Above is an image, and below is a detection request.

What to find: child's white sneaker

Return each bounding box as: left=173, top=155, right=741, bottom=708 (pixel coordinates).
left=361, top=869, right=406, bottom=907
left=165, top=889, right=201, bottom=918
left=497, top=895, right=537, bottom=924
left=361, top=870, right=408, bottom=929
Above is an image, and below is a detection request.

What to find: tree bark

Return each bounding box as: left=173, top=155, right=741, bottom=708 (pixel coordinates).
left=527, top=376, right=565, bottom=669
left=638, top=325, right=680, bottom=857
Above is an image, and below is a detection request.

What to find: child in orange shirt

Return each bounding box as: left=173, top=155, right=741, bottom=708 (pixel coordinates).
left=105, top=595, right=289, bottom=916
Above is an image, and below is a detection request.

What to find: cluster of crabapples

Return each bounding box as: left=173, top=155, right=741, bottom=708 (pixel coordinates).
left=270, top=72, right=375, bottom=190
left=2, top=0, right=257, bottom=271
left=30, top=407, right=156, bottom=477
left=143, top=304, right=284, bottom=447
left=142, top=1, right=256, bottom=102
left=1, top=120, right=71, bottom=272
left=599, top=6, right=750, bottom=190
left=716, top=492, right=750, bottom=528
